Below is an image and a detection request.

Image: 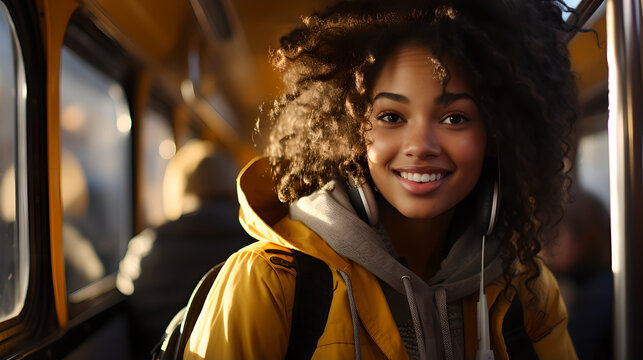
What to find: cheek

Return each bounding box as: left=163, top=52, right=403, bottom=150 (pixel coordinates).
left=365, top=129, right=397, bottom=166
left=366, top=146, right=382, bottom=166
left=452, top=131, right=487, bottom=168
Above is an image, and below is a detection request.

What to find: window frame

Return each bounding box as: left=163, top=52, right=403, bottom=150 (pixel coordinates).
left=0, top=0, right=56, bottom=357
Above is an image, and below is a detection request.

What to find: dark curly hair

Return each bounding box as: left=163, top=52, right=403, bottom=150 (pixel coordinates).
left=260, top=0, right=578, bottom=288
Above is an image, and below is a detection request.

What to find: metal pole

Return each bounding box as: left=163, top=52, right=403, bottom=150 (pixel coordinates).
left=606, top=0, right=643, bottom=358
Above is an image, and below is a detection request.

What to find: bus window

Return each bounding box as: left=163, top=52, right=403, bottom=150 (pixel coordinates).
left=141, top=107, right=175, bottom=227
left=577, top=129, right=610, bottom=209
left=59, top=47, right=132, bottom=296
left=0, top=1, right=29, bottom=323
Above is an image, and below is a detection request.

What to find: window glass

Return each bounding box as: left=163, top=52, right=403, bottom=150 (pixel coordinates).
left=141, top=108, right=174, bottom=227
left=563, top=0, right=582, bottom=20
left=577, top=129, right=610, bottom=209
left=60, top=48, right=132, bottom=295
left=0, top=2, right=29, bottom=322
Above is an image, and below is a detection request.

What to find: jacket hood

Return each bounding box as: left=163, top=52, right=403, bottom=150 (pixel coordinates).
left=237, top=157, right=351, bottom=271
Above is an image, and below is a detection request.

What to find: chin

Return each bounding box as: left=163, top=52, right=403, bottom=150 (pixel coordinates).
left=396, top=204, right=443, bottom=219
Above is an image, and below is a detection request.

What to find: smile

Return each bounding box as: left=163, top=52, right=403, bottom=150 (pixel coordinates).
left=399, top=171, right=445, bottom=183
left=393, top=169, right=450, bottom=195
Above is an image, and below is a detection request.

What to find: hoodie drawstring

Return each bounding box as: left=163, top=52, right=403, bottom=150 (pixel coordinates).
left=435, top=288, right=454, bottom=360
left=337, top=269, right=361, bottom=360
left=401, top=275, right=427, bottom=360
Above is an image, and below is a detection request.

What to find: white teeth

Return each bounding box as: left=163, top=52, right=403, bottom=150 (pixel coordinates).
left=399, top=171, right=445, bottom=183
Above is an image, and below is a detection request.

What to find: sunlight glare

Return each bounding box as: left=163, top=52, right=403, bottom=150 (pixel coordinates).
left=116, top=114, right=132, bottom=133
left=606, top=0, right=622, bottom=277
left=159, top=139, right=177, bottom=160
left=61, top=105, right=86, bottom=132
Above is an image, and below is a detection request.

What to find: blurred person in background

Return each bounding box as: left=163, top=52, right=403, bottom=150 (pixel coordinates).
left=117, top=139, right=254, bottom=358
left=541, top=190, right=613, bottom=360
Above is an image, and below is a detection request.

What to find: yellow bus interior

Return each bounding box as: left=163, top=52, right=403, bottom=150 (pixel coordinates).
left=0, top=0, right=625, bottom=358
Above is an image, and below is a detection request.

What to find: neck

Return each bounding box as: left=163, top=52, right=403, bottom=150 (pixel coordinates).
left=378, top=196, right=454, bottom=282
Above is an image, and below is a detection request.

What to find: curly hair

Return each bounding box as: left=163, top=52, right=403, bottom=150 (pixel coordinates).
left=260, top=0, right=578, bottom=288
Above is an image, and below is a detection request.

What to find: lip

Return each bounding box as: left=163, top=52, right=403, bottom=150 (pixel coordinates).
left=394, top=165, right=450, bottom=173
left=393, top=167, right=451, bottom=195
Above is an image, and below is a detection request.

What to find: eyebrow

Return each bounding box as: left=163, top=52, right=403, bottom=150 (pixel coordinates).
left=372, top=92, right=409, bottom=104
left=372, top=91, right=476, bottom=107
left=435, top=92, right=476, bottom=106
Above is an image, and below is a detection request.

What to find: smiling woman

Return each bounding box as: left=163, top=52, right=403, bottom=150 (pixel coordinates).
left=366, top=45, right=487, bottom=220
left=184, top=0, right=579, bottom=359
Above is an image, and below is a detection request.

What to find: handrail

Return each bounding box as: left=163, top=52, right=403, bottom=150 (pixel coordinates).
left=606, top=0, right=643, bottom=358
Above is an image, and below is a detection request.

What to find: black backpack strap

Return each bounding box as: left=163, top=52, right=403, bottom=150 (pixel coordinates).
left=163, top=249, right=333, bottom=360
left=502, top=295, right=538, bottom=360
left=151, top=307, right=186, bottom=360
left=152, top=260, right=225, bottom=360
left=285, top=250, right=334, bottom=360
left=176, top=260, right=226, bottom=359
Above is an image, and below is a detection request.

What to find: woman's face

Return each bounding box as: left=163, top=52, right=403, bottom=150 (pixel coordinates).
left=366, top=44, right=487, bottom=219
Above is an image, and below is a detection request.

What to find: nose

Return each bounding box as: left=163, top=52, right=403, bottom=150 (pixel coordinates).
left=403, top=120, right=441, bottom=159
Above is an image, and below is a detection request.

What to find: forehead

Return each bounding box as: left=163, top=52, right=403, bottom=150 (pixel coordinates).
left=372, top=43, right=472, bottom=96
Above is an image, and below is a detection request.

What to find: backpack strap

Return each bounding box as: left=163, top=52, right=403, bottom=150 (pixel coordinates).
left=159, top=248, right=334, bottom=360
left=176, top=261, right=226, bottom=359
left=285, top=249, right=334, bottom=360
left=502, top=295, right=538, bottom=360
left=152, top=260, right=225, bottom=360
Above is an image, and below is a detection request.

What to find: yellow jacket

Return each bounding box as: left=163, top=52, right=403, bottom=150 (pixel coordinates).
left=184, top=158, right=576, bottom=359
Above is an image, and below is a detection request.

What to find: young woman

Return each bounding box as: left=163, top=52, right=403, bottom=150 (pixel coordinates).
left=184, top=1, right=578, bottom=359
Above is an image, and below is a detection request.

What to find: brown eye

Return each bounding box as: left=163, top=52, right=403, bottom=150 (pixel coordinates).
left=441, top=113, right=468, bottom=125
left=377, top=112, right=403, bottom=123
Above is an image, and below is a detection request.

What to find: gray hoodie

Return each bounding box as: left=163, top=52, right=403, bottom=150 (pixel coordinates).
left=290, top=180, right=503, bottom=360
